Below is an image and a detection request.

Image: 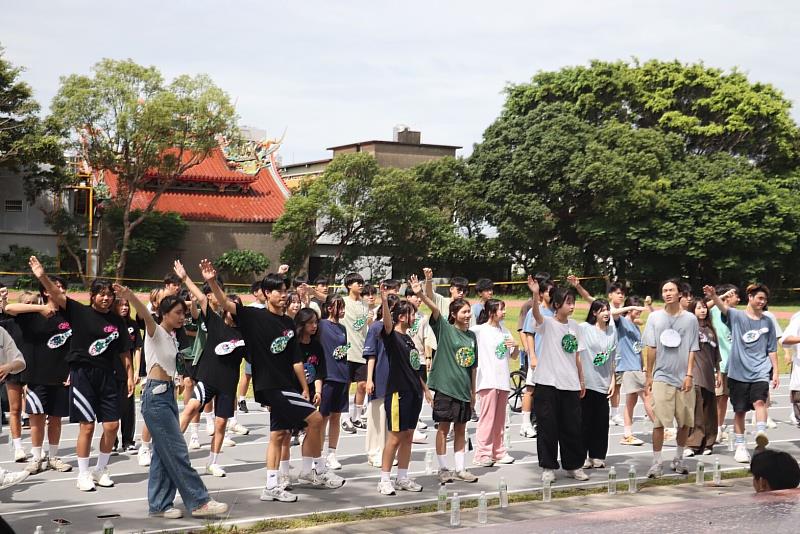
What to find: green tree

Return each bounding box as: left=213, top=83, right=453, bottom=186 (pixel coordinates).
left=215, top=249, right=270, bottom=280
left=49, top=59, right=237, bottom=278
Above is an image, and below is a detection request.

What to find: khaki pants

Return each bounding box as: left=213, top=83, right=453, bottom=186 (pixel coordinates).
left=365, top=397, right=386, bottom=463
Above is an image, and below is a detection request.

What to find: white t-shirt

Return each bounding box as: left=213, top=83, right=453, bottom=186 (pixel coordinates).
left=781, top=313, right=800, bottom=391
left=532, top=316, right=585, bottom=391
left=144, top=324, right=180, bottom=378
left=0, top=326, right=25, bottom=371
left=470, top=322, right=512, bottom=392
left=411, top=312, right=437, bottom=355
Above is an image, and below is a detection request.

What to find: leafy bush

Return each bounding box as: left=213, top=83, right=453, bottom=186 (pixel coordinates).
left=215, top=249, right=270, bottom=279
left=0, top=245, right=57, bottom=288
left=103, top=207, right=188, bottom=276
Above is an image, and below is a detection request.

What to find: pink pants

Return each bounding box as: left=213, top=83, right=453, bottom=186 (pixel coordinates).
left=476, top=389, right=509, bottom=461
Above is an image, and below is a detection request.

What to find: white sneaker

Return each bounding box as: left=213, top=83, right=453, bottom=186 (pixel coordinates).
left=542, top=469, right=556, bottom=483
left=755, top=430, right=769, bottom=449
left=520, top=426, right=537, bottom=438
left=395, top=477, right=423, bottom=492
left=138, top=448, right=152, bottom=467
left=496, top=454, right=515, bottom=464
left=610, top=414, right=624, bottom=426
left=377, top=479, right=396, bottom=495
left=25, top=457, right=47, bottom=474
left=222, top=435, right=236, bottom=448
left=582, top=458, right=593, bottom=469
left=567, top=468, right=589, bottom=481
left=151, top=507, right=183, bottom=519
left=298, top=468, right=345, bottom=488
left=77, top=471, right=96, bottom=491
left=734, top=444, right=751, bottom=463
left=647, top=462, right=663, bottom=479
left=326, top=452, right=342, bottom=470
left=192, top=499, right=229, bottom=517
left=767, top=417, right=777, bottom=429
left=91, top=468, right=114, bottom=487
left=47, top=456, right=73, bottom=472
left=188, top=435, right=201, bottom=450
left=683, top=449, right=696, bottom=458
left=670, top=458, right=689, bottom=474
left=260, top=485, right=298, bottom=502
left=591, top=458, right=605, bottom=468
left=417, top=420, right=428, bottom=430
left=230, top=422, right=250, bottom=435
left=205, top=463, right=226, bottom=477
left=279, top=473, right=293, bottom=490
left=0, top=469, right=29, bottom=490
left=412, top=429, right=428, bottom=444
left=14, top=448, right=27, bottom=462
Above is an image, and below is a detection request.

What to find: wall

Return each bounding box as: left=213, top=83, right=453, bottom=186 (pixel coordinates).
left=0, top=171, right=64, bottom=257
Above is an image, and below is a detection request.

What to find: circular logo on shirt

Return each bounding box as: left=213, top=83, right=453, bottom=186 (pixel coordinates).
left=495, top=341, right=509, bottom=360
left=659, top=329, right=681, bottom=348
left=409, top=349, right=421, bottom=370
left=593, top=351, right=610, bottom=367
left=455, top=346, right=476, bottom=367
left=333, top=343, right=351, bottom=360
left=632, top=341, right=643, bottom=354
left=561, top=334, right=578, bottom=354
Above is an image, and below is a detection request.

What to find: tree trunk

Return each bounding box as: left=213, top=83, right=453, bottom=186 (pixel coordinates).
left=115, top=207, right=133, bottom=281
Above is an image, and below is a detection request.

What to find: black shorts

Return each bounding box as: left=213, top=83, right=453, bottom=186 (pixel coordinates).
left=69, top=367, right=120, bottom=423
left=257, top=388, right=316, bottom=431
left=417, top=366, right=428, bottom=383
left=432, top=391, right=471, bottom=424
left=193, top=381, right=235, bottom=419
left=5, top=372, right=24, bottom=386
left=385, top=390, right=423, bottom=432
left=349, top=361, right=367, bottom=382
left=320, top=381, right=349, bottom=416
left=25, top=384, right=70, bottom=417
left=728, top=378, right=769, bottom=413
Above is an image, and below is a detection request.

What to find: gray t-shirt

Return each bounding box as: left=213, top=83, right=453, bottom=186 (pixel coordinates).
left=643, top=309, right=700, bottom=388
left=579, top=321, right=617, bottom=394
left=724, top=308, right=777, bottom=383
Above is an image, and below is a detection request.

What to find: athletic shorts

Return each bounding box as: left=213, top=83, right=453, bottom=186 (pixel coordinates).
left=69, top=367, right=120, bottom=423
left=257, top=388, right=315, bottom=431
left=193, top=381, right=235, bottom=419
left=5, top=372, right=24, bottom=386
left=614, top=372, right=624, bottom=386
left=320, top=380, right=349, bottom=416
left=432, top=391, right=471, bottom=424
left=25, top=384, right=70, bottom=417
left=349, top=361, right=367, bottom=383
left=620, top=371, right=646, bottom=395
left=650, top=381, right=694, bottom=429
left=715, top=372, right=729, bottom=397
left=385, top=390, right=423, bottom=432
left=728, top=378, right=769, bottom=413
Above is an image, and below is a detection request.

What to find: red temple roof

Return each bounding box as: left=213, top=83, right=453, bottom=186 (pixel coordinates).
left=143, top=147, right=258, bottom=185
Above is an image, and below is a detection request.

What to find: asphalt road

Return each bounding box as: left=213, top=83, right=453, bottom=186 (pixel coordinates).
left=3, top=376, right=800, bottom=534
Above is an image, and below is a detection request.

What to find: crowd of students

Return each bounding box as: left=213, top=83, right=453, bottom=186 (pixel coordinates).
left=1, top=262, right=799, bottom=518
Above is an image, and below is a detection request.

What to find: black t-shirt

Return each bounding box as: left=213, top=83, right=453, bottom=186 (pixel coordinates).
left=111, top=316, right=142, bottom=382
left=382, top=328, right=422, bottom=396
left=63, top=298, right=131, bottom=371
left=196, top=308, right=245, bottom=392
left=299, top=339, right=326, bottom=387
left=14, top=310, right=71, bottom=385
left=235, top=302, right=303, bottom=395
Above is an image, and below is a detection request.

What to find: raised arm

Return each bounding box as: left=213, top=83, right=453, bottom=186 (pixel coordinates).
left=414, top=273, right=440, bottom=321
left=381, top=283, right=393, bottom=335
left=4, top=302, right=57, bottom=318
left=702, top=285, right=728, bottom=316
left=611, top=305, right=647, bottom=317
left=567, top=275, right=595, bottom=303
left=199, top=259, right=236, bottom=315
left=113, top=284, right=157, bottom=338
left=423, top=267, right=435, bottom=299
left=527, top=275, right=544, bottom=326
left=174, top=260, right=207, bottom=314
left=29, top=256, right=66, bottom=309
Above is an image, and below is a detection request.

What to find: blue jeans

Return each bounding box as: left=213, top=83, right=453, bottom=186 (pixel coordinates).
left=141, top=379, right=209, bottom=513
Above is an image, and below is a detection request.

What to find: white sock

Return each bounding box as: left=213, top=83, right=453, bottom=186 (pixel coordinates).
left=31, top=446, right=42, bottom=461
left=140, top=440, right=151, bottom=451
left=228, top=417, right=237, bottom=428
left=204, top=412, right=214, bottom=425
left=653, top=450, right=662, bottom=464
left=454, top=451, right=465, bottom=472
left=349, top=403, right=357, bottom=421
left=327, top=446, right=336, bottom=456
left=48, top=443, right=59, bottom=458
left=437, top=454, right=448, bottom=469
left=12, top=438, right=22, bottom=451
left=78, top=457, right=90, bottom=474
left=95, top=452, right=111, bottom=471
left=397, top=468, right=408, bottom=480
left=611, top=406, right=619, bottom=417
left=314, top=456, right=326, bottom=473
left=266, top=469, right=279, bottom=489
left=239, top=395, right=246, bottom=402
left=189, top=422, right=199, bottom=436
left=280, top=460, right=290, bottom=475
left=624, top=425, right=632, bottom=437
left=302, top=456, right=313, bottom=472
left=675, top=446, right=684, bottom=459
left=381, top=470, right=391, bottom=483
left=208, top=452, right=218, bottom=465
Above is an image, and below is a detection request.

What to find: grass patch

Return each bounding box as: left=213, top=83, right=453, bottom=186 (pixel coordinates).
left=198, top=469, right=752, bottom=533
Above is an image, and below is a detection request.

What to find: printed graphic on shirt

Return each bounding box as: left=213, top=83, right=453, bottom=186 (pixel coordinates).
left=46, top=321, right=72, bottom=349
left=332, top=343, right=351, bottom=360
left=410, top=316, right=421, bottom=336
left=455, top=345, right=476, bottom=367
left=353, top=314, right=368, bottom=331
left=270, top=329, right=295, bottom=354
left=409, top=348, right=421, bottom=370
left=215, top=339, right=245, bottom=355
left=88, top=326, right=120, bottom=356
left=632, top=341, right=643, bottom=353
left=742, top=327, right=769, bottom=344
left=561, top=333, right=578, bottom=354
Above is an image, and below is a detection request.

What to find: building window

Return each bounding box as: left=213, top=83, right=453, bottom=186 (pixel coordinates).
left=73, top=189, right=89, bottom=216
left=4, top=200, right=23, bottom=212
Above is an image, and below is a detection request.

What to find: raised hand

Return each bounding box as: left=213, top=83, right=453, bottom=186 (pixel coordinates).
left=566, top=274, right=581, bottom=287
left=423, top=267, right=433, bottom=281
left=702, top=285, right=717, bottom=298
left=29, top=256, right=45, bottom=278
left=278, top=264, right=290, bottom=275
left=409, top=274, right=422, bottom=295
left=199, top=259, right=217, bottom=282
left=173, top=260, right=188, bottom=281
left=527, top=275, right=540, bottom=296
left=112, top=283, right=133, bottom=299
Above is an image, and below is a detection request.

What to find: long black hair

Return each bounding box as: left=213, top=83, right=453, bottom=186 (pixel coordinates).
left=392, top=300, right=417, bottom=326
left=295, top=307, right=319, bottom=338
left=448, top=298, right=471, bottom=325
left=477, top=298, right=504, bottom=325
left=322, top=293, right=345, bottom=320
left=550, top=287, right=575, bottom=312
left=377, top=293, right=400, bottom=320
left=586, top=299, right=609, bottom=325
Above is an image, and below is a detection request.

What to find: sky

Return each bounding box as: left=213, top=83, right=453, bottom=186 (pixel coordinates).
left=2, top=1, right=798, bottom=165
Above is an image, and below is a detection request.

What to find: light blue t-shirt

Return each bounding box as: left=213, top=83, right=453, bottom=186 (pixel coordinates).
left=615, top=316, right=643, bottom=372
left=724, top=308, right=777, bottom=383
left=523, top=305, right=555, bottom=356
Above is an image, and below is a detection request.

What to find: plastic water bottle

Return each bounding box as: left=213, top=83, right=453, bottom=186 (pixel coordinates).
left=607, top=466, right=617, bottom=494
left=542, top=479, right=551, bottom=502
left=450, top=492, right=461, bottom=527
left=478, top=491, right=488, bottom=524
left=103, top=519, right=114, bottom=534
left=34, top=527, right=44, bottom=534
left=504, top=429, right=512, bottom=450
left=437, top=483, right=448, bottom=512
left=627, top=464, right=637, bottom=493
left=727, top=434, right=735, bottom=452
left=713, top=456, right=722, bottom=485
left=505, top=403, right=511, bottom=429
left=695, top=460, right=705, bottom=486
left=499, top=476, right=508, bottom=508
left=425, top=450, right=433, bottom=475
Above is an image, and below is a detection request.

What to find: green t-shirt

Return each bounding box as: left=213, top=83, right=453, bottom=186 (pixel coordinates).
left=427, top=313, right=477, bottom=402
left=710, top=306, right=732, bottom=373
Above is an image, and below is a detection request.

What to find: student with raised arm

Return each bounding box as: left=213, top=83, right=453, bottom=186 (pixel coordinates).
left=527, top=276, right=588, bottom=482
left=112, top=284, right=227, bottom=519
left=29, top=256, right=132, bottom=493
left=414, top=269, right=478, bottom=484
left=199, top=259, right=344, bottom=503
left=0, top=322, right=30, bottom=490
left=376, top=278, right=432, bottom=495
left=703, top=283, right=778, bottom=463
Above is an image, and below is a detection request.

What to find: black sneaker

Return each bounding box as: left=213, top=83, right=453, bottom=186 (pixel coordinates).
left=341, top=418, right=356, bottom=434
left=238, top=400, right=249, bottom=413
left=353, top=419, right=366, bottom=430
left=470, top=410, right=478, bottom=423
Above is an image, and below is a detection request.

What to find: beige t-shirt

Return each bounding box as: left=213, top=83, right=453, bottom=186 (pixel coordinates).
left=344, top=297, right=370, bottom=364
left=0, top=326, right=25, bottom=372
left=410, top=311, right=437, bottom=355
